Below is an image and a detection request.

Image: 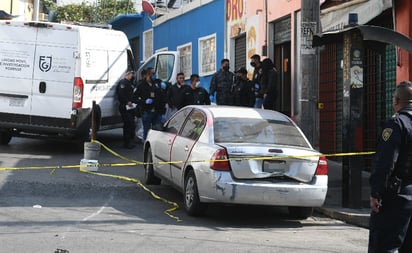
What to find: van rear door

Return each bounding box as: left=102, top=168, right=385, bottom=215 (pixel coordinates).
left=0, top=22, right=37, bottom=124
left=31, top=24, right=77, bottom=125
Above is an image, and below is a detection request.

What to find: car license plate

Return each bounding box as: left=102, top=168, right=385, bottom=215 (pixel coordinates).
left=263, top=159, right=286, bottom=174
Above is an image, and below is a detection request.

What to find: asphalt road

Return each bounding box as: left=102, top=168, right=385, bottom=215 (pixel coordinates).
left=0, top=129, right=369, bottom=253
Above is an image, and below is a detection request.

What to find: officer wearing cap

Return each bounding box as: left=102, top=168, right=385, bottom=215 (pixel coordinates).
left=232, top=67, right=254, bottom=107
left=116, top=70, right=137, bottom=149
left=368, top=81, right=412, bottom=252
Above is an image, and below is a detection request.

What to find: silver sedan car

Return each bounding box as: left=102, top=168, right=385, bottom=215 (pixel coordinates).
left=143, top=106, right=328, bottom=218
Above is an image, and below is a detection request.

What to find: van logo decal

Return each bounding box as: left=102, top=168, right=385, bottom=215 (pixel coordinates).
left=39, top=56, right=52, bottom=72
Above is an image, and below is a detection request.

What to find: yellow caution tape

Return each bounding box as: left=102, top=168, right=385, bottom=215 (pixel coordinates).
left=89, top=139, right=182, bottom=222
left=80, top=168, right=182, bottom=222
left=0, top=138, right=377, bottom=222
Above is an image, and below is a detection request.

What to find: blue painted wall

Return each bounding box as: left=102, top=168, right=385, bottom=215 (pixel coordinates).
left=110, top=0, right=226, bottom=92
left=152, top=0, right=225, bottom=90
left=109, top=13, right=153, bottom=61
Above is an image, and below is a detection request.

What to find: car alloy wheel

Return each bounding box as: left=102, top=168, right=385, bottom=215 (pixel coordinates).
left=184, top=170, right=207, bottom=216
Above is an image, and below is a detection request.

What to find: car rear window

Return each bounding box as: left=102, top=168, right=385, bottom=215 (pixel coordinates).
left=213, top=117, right=310, bottom=148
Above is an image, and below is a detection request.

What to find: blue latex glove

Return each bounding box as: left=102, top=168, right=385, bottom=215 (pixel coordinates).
left=145, top=98, right=153, bottom=104
left=209, top=96, right=214, bottom=102
left=254, top=83, right=260, bottom=89
left=160, top=81, right=167, bottom=90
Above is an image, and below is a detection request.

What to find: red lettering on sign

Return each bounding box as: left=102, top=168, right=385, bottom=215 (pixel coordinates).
left=226, top=0, right=243, bottom=21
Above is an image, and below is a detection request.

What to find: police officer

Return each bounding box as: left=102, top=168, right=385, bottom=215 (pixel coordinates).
left=232, top=67, right=254, bottom=107
left=182, top=74, right=211, bottom=106
left=116, top=70, right=136, bottom=149
left=368, top=81, right=412, bottom=252
left=250, top=54, right=263, bottom=108
left=166, top=72, right=187, bottom=120
left=209, top=58, right=235, bottom=105
left=134, top=68, right=166, bottom=141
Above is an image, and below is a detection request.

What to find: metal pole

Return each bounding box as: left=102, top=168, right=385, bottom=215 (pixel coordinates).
left=91, top=101, right=97, bottom=141
left=33, top=0, right=40, bottom=21
left=300, top=0, right=320, bottom=148
left=342, top=29, right=363, bottom=208
left=262, top=0, right=268, bottom=56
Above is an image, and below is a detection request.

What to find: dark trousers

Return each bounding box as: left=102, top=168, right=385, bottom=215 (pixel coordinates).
left=120, top=110, right=136, bottom=146
left=368, top=194, right=412, bottom=253
left=141, top=111, right=162, bottom=140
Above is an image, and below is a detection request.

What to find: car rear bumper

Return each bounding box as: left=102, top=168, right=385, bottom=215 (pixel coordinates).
left=197, top=171, right=328, bottom=207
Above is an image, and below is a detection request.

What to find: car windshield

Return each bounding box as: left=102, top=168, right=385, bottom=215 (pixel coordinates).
left=213, top=117, right=310, bottom=148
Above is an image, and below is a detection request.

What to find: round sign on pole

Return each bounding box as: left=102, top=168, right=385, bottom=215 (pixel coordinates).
left=142, top=0, right=156, bottom=16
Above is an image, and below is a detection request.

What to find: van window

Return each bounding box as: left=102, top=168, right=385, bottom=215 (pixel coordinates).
left=127, top=50, right=136, bottom=71
left=137, top=57, right=155, bottom=80
left=156, top=54, right=175, bottom=82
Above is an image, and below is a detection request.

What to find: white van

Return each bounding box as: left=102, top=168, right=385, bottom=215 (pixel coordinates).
left=0, top=21, right=135, bottom=144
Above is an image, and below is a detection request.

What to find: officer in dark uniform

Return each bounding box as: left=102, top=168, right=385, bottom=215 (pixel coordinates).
left=134, top=68, right=166, bottom=140
left=182, top=73, right=211, bottom=106
left=368, top=80, right=412, bottom=253
left=209, top=58, right=235, bottom=105
left=116, top=70, right=136, bottom=149
left=232, top=67, right=255, bottom=107
left=250, top=54, right=263, bottom=108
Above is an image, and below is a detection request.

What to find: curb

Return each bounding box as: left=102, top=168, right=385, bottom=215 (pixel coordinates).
left=316, top=207, right=370, bottom=229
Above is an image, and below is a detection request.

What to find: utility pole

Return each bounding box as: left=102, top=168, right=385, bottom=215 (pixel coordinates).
left=33, top=0, right=40, bottom=21
left=299, top=1, right=320, bottom=148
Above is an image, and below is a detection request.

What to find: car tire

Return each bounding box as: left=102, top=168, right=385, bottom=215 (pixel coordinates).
left=0, top=131, right=12, bottom=145
left=288, top=206, right=313, bottom=219
left=184, top=170, right=207, bottom=216
left=144, top=147, right=161, bottom=185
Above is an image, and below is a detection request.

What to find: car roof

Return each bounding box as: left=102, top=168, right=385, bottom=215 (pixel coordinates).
left=188, top=105, right=291, bottom=122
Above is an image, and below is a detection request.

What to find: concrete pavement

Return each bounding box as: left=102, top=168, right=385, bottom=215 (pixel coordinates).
left=316, top=160, right=371, bottom=228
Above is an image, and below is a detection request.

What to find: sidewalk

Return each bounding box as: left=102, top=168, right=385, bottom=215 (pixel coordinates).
left=315, top=160, right=371, bottom=228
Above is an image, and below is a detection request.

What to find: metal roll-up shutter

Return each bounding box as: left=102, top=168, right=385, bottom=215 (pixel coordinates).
left=234, top=34, right=246, bottom=70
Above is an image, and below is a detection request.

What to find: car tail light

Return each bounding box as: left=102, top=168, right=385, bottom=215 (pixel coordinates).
left=315, top=156, right=328, bottom=175
left=72, top=77, right=84, bottom=109
left=210, top=149, right=231, bottom=171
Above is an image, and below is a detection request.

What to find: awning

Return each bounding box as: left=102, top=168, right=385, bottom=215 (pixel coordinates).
left=0, top=10, right=18, bottom=20
left=109, top=13, right=144, bottom=29
left=313, top=25, right=412, bottom=54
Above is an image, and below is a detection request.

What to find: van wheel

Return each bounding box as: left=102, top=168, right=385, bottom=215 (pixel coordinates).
left=0, top=132, right=12, bottom=145
left=184, top=170, right=207, bottom=216
left=288, top=207, right=313, bottom=219
left=144, top=147, right=161, bottom=185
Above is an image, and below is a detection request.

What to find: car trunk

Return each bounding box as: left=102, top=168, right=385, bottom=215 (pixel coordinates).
left=222, top=144, right=320, bottom=183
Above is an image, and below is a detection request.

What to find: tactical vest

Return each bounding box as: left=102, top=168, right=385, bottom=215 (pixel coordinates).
left=394, top=110, right=412, bottom=181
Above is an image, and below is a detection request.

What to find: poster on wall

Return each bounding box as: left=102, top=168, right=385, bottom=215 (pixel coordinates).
left=301, top=21, right=316, bottom=55
left=246, top=15, right=259, bottom=74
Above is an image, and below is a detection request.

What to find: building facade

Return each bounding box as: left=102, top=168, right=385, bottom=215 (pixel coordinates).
left=111, top=0, right=225, bottom=88
left=0, top=0, right=34, bottom=20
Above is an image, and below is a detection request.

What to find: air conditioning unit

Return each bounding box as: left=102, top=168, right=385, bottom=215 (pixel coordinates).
left=38, top=13, right=49, bottom=21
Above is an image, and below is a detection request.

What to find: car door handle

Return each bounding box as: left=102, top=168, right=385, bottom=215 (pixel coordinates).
left=168, top=139, right=173, bottom=145
left=184, top=146, right=189, bottom=151
left=39, top=82, right=46, bottom=93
